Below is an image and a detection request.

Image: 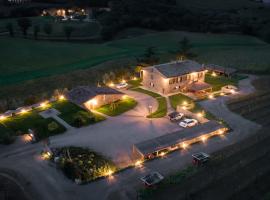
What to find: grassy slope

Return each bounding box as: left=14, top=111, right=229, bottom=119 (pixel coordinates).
left=1, top=31, right=270, bottom=86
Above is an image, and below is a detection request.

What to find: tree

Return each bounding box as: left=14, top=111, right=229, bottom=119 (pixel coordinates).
left=33, top=24, right=40, bottom=40
left=137, top=46, right=159, bottom=66
left=17, top=18, right=32, bottom=37
left=43, top=23, right=53, bottom=37
left=176, top=37, right=196, bottom=60
left=63, top=26, right=75, bottom=40
left=5, top=23, right=14, bottom=37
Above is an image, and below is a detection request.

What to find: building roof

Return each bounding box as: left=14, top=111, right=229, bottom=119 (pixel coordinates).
left=67, top=86, right=123, bottom=105
left=134, top=121, right=225, bottom=156
left=205, top=64, right=237, bottom=74
left=153, top=60, right=204, bottom=78
left=188, top=81, right=212, bottom=91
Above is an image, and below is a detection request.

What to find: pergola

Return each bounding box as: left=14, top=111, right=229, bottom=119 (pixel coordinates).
left=188, top=82, right=212, bottom=98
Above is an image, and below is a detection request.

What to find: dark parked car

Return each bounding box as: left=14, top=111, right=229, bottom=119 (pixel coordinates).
left=168, top=112, right=184, bottom=121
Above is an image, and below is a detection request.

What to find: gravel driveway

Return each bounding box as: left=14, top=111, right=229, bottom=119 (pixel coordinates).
left=0, top=77, right=262, bottom=200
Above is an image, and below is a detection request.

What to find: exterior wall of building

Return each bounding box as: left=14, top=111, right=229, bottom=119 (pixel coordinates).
left=141, top=67, right=168, bottom=94
left=141, top=67, right=206, bottom=95
left=83, top=94, right=123, bottom=110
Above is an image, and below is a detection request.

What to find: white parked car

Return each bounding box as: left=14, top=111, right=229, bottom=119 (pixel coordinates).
left=179, top=118, right=198, bottom=128
left=116, top=82, right=128, bottom=89
left=221, top=85, right=238, bottom=94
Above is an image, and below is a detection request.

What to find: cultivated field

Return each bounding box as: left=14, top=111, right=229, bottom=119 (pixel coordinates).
left=176, top=0, right=260, bottom=10
left=228, top=91, right=270, bottom=126
left=140, top=126, right=270, bottom=200
left=1, top=31, right=270, bottom=87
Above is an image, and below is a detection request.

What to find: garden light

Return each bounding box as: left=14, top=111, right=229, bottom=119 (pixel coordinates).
left=135, top=160, right=143, bottom=167
left=41, top=151, right=52, bottom=160
left=220, top=92, right=225, bottom=96
left=182, top=101, right=188, bottom=106
left=105, top=169, right=113, bottom=177
left=160, top=152, right=166, bottom=157
left=211, top=72, right=217, bottom=77
left=201, top=136, right=207, bottom=143
left=133, top=77, right=137, bottom=80
left=109, top=82, right=115, bottom=87
left=181, top=142, right=188, bottom=149
left=0, top=115, right=6, bottom=120
left=90, top=99, right=98, bottom=106
left=218, top=129, right=224, bottom=135
left=122, top=95, right=128, bottom=100
left=208, top=94, right=214, bottom=99
left=40, top=102, right=48, bottom=108
left=121, top=79, right=126, bottom=83
left=59, top=95, right=65, bottom=100
left=197, top=112, right=203, bottom=118
left=20, top=109, right=27, bottom=114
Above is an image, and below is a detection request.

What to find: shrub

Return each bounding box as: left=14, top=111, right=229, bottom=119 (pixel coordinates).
left=72, top=111, right=95, bottom=127
left=48, top=121, right=59, bottom=132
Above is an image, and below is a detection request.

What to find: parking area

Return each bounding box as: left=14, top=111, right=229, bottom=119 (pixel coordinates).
left=49, top=89, right=181, bottom=167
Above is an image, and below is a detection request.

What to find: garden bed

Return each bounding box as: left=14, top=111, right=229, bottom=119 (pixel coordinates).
left=96, top=97, right=137, bottom=116
left=51, top=147, right=117, bottom=183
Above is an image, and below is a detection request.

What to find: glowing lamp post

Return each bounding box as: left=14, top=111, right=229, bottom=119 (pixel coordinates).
left=0, top=115, right=6, bottom=121
left=59, top=95, right=65, bottom=100
left=211, top=72, right=217, bottom=77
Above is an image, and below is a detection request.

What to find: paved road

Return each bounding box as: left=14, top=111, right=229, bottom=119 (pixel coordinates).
left=0, top=77, right=262, bottom=200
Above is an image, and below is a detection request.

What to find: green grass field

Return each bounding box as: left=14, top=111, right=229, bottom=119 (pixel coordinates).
left=51, top=100, right=105, bottom=126
left=0, top=16, right=101, bottom=37
left=0, top=109, right=66, bottom=141
left=1, top=31, right=270, bottom=87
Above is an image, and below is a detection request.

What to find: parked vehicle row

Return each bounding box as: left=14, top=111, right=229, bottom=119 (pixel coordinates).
left=168, top=112, right=199, bottom=128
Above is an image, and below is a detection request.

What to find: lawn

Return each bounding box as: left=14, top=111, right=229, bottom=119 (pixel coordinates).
left=127, top=78, right=142, bottom=89
left=205, top=73, right=247, bottom=91
left=1, top=31, right=270, bottom=88
left=169, top=93, right=216, bottom=120
left=0, top=109, right=66, bottom=141
left=52, top=146, right=117, bottom=183
left=51, top=100, right=105, bottom=127
left=96, top=97, right=137, bottom=116
left=131, top=88, right=167, bottom=118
